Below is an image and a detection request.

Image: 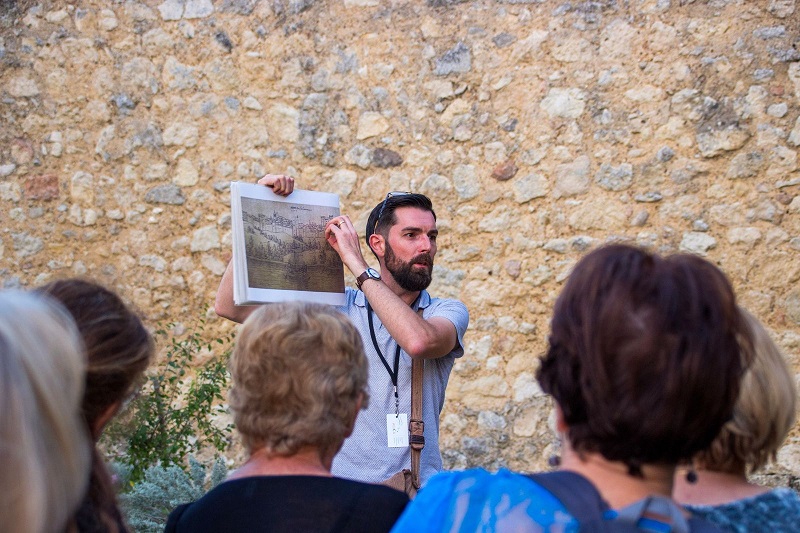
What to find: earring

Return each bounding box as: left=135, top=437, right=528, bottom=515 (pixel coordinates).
left=548, top=454, right=561, bottom=467
left=685, top=468, right=698, bottom=484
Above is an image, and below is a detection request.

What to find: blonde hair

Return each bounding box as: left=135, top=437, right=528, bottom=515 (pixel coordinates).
left=696, top=308, right=798, bottom=474
left=0, top=291, right=91, bottom=533
left=229, top=302, right=369, bottom=458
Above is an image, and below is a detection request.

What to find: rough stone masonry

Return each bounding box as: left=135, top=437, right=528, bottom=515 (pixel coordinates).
left=1, top=0, right=799, bottom=480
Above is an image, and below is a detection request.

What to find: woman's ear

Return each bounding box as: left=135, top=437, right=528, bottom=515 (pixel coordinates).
left=555, top=404, right=568, bottom=434
left=91, top=401, right=122, bottom=441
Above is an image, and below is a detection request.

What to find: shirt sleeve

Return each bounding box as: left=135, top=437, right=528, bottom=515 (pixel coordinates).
left=426, top=298, right=469, bottom=359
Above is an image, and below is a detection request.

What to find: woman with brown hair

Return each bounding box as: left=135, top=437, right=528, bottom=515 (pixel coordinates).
left=392, top=244, right=752, bottom=532
left=37, top=279, right=154, bottom=533
left=165, top=301, right=408, bottom=533
left=674, top=308, right=800, bottom=532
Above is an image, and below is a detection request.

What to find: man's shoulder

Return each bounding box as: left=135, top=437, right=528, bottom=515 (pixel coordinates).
left=422, top=291, right=467, bottom=311
left=422, top=292, right=469, bottom=331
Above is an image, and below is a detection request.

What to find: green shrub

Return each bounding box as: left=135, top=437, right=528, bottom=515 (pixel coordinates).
left=103, top=318, right=234, bottom=483
left=119, top=456, right=228, bottom=533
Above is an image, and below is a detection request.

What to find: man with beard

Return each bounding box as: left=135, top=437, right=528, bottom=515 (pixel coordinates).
left=324, top=191, right=469, bottom=487
left=215, top=177, right=469, bottom=487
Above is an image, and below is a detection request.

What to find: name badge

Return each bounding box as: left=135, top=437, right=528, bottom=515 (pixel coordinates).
left=386, top=413, right=409, bottom=448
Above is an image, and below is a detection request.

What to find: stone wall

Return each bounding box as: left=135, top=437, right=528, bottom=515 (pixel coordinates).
left=1, top=0, right=799, bottom=477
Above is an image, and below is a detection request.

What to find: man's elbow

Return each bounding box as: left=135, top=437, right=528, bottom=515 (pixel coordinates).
left=214, top=299, right=241, bottom=323
left=406, top=349, right=427, bottom=360
left=407, top=323, right=459, bottom=359
left=405, top=338, right=449, bottom=360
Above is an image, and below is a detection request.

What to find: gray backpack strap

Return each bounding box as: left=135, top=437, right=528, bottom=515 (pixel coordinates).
left=615, top=496, right=690, bottom=533
left=527, top=471, right=724, bottom=532
left=527, top=471, right=621, bottom=530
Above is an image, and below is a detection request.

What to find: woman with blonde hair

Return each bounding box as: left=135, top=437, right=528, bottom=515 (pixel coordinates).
left=674, top=308, right=800, bottom=532
left=0, top=290, right=91, bottom=533
left=166, top=301, right=408, bottom=533
left=37, top=279, right=154, bottom=533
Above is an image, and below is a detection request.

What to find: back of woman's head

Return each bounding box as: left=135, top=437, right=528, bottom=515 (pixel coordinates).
left=0, top=290, right=91, bottom=533
left=36, top=279, right=153, bottom=533
left=229, top=301, right=369, bottom=458
left=37, top=278, right=154, bottom=434
left=695, top=308, right=797, bottom=474
left=537, top=244, right=752, bottom=473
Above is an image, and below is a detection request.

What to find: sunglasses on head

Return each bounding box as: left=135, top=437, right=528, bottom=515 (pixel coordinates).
left=373, top=191, right=411, bottom=234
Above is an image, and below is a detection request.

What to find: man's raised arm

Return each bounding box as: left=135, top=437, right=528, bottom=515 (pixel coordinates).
left=362, top=277, right=460, bottom=360
left=324, top=207, right=463, bottom=360
left=213, top=174, right=295, bottom=324
left=214, top=260, right=258, bottom=323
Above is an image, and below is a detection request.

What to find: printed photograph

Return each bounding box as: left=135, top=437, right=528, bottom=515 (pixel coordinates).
left=241, top=197, right=345, bottom=294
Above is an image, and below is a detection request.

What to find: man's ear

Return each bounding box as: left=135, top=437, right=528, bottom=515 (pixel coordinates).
left=368, top=233, right=385, bottom=258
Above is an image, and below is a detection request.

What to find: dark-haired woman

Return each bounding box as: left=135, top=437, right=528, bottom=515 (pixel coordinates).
left=392, top=244, right=751, bottom=531
left=38, top=279, right=154, bottom=533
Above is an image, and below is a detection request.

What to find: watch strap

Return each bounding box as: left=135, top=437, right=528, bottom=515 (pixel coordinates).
left=356, top=269, right=379, bottom=290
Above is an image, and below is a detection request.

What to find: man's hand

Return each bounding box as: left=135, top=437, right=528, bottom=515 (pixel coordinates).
left=325, top=215, right=369, bottom=277
left=258, top=174, right=294, bottom=196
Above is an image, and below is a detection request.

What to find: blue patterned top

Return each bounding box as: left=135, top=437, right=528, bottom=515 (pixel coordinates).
left=686, top=488, right=800, bottom=533
left=390, top=468, right=579, bottom=533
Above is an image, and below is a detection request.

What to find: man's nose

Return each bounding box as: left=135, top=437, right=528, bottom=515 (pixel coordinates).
left=418, top=235, right=432, bottom=253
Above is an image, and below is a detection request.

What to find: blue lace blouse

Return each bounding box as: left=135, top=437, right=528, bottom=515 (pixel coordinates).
left=686, top=487, right=800, bottom=533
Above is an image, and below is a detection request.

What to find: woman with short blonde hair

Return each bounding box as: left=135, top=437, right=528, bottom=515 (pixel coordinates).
left=674, top=308, right=800, bottom=532
left=166, top=301, right=408, bottom=533
left=228, top=300, right=369, bottom=459
left=0, top=291, right=91, bottom=533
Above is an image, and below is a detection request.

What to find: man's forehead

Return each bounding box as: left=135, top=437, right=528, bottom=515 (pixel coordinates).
left=392, top=206, right=436, bottom=228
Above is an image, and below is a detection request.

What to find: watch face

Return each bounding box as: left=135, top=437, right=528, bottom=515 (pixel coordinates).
left=367, top=268, right=380, bottom=279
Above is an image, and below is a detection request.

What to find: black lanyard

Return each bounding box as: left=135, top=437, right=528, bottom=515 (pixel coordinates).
left=365, top=296, right=423, bottom=415
left=366, top=301, right=401, bottom=415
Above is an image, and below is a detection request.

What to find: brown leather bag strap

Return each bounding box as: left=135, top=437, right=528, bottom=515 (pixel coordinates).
left=409, top=307, right=425, bottom=490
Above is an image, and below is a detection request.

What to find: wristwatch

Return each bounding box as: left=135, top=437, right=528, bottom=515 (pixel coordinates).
left=356, top=267, right=381, bottom=290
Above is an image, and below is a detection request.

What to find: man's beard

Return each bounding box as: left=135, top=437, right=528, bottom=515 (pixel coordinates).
left=384, top=242, right=433, bottom=292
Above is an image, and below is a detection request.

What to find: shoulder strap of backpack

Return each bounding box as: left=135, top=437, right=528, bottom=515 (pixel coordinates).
left=528, top=472, right=721, bottom=532
left=527, top=471, right=611, bottom=524
left=615, top=496, right=691, bottom=533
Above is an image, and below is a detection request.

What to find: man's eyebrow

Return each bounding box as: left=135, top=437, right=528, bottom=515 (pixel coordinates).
left=399, top=226, right=438, bottom=234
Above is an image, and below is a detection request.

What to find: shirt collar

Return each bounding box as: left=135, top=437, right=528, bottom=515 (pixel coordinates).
left=355, top=289, right=430, bottom=310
